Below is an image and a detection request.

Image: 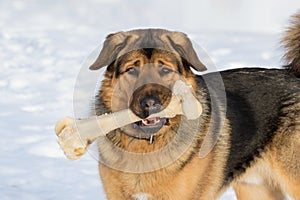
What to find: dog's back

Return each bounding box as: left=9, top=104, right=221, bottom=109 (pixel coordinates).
left=217, top=12, right=300, bottom=199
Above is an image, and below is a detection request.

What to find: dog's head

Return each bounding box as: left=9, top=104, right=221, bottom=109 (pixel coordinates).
left=92, top=29, right=206, bottom=139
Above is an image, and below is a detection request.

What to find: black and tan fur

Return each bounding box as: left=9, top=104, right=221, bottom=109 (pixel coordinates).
left=91, top=13, right=300, bottom=200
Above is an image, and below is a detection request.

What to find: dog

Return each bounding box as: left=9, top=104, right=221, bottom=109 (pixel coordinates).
left=90, top=12, right=300, bottom=200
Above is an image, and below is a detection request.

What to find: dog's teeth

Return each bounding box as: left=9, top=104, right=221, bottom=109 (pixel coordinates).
left=141, top=118, right=161, bottom=126
left=142, top=119, right=148, bottom=125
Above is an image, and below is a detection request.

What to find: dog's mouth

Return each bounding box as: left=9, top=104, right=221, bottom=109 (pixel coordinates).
left=132, top=117, right=169, bottom=134
left=127, top=83, right=173, bottom=137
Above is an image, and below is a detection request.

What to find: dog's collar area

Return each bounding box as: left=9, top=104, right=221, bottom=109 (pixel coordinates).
left=149, top=135, right=154, bottom=144
left=122, top=118, right=170, bottom=143
left=123, top=130, right=157, bottom=144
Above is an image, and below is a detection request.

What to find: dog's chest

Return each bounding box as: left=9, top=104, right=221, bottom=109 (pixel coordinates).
left=132, top=193, right=152, bottom=200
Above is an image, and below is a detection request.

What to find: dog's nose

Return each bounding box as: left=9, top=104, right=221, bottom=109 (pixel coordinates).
left=140, top=96, right=161, bottom=114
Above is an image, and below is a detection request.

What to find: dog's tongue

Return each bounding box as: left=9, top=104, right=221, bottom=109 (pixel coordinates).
left=141, top=117, right=160, bottom=126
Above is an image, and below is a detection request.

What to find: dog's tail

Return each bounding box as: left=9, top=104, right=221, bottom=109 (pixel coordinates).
left=282, top=11, right=300, bottom=77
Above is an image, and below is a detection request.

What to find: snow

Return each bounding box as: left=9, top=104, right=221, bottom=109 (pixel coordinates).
left=0, top=0, right=297, bottom=199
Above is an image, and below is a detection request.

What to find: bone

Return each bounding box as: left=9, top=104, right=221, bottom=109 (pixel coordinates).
left=55, top=80, right=202, bottom=160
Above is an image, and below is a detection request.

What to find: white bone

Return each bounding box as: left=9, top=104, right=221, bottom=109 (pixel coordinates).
left=55, top=80, right=202, bottom=160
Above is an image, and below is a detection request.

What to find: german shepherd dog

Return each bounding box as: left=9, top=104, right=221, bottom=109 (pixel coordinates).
left=90, top=13, right=300, bottom=200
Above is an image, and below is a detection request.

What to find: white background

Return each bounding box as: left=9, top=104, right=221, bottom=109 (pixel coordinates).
left=0, top=1, right=299, bottom=199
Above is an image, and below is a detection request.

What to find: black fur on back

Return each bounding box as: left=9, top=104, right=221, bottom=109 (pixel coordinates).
left=200, top=68, right=300, bottom=186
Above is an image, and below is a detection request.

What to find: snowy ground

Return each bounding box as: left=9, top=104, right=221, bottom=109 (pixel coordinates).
left=0, top=1, right=297, bottom=200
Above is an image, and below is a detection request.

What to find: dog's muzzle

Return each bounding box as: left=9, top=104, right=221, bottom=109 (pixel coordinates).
left=129, top=84, right=172, bottom=134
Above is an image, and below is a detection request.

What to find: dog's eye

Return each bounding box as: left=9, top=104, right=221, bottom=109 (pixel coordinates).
left=126, top=67, right=139, bottom=76
left=160, top=67, right=173, bottom=76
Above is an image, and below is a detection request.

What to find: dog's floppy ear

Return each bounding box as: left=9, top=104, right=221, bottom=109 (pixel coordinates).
left=166, top=32, right=207, bottom=72
left=90, top=32, right=129, bottom=70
